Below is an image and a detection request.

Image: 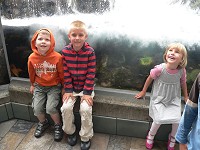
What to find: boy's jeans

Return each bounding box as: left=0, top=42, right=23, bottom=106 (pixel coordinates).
left=61, top=91, right=94, bottom=142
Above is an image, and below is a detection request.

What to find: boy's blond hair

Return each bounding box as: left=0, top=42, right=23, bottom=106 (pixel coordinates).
left=68, top=20, right=87, bottom=34
left=163, top=43, right=187, bottom=68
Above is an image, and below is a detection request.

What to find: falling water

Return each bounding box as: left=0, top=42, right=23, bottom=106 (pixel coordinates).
left=1, top=0, right=200, bottom=90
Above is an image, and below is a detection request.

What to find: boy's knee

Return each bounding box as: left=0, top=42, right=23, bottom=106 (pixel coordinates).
left=33, top=107, right=44, bottom=116
left=61, top=102, right=73, bottom=113
left=80, top=102, right=92, bottom=114
left=46, top=107, right=58, bottom=114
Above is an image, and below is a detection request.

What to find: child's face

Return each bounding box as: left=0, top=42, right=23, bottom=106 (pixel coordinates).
left=68, top=28, right=88, bottom=52
left=166, top=48, right=183, bottom=66
left=35, top=33, right=51, bottom=55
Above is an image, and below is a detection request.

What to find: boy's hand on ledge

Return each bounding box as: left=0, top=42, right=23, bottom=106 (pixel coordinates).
left=30, top=85, right=34, bottom=94
left=81, top=95, right=93, bottom=106
left=61, top=88, right=65, bottom=96
left=134, top=91, right=146, bottom=99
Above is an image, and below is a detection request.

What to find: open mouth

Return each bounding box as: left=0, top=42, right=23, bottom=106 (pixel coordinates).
left=168, top=55, right=175, bottom=60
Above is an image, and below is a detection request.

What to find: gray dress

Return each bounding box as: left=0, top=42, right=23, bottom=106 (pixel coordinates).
left=149, top=63, right=183, bottom=124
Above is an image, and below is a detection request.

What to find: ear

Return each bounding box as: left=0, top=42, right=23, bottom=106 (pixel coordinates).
left=68, top=34, right=70, bottom=40
left=85, top=33, right=88, bottom=40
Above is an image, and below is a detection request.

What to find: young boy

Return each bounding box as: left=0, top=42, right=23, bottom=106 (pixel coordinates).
left=61, top=20, right=96, bottom=150
left=175, top=73, right=200, bottom=150
left=28, top=28, right=64, bottom=141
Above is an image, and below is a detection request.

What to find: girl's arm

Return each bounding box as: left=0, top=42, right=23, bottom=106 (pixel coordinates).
left=135, top=75, right=153, bottom=99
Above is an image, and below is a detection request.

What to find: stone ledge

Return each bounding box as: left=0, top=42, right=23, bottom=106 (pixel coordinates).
left=0, top=84, right=10, bottom=104
left=0, top=77, right=185, bottom=141
left=8, top=77, right=152, bottom=121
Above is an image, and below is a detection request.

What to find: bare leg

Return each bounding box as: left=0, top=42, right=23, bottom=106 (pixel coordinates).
left=51, top=113, right=62, bottom=125
left=37, top=113, right=46, bottom=123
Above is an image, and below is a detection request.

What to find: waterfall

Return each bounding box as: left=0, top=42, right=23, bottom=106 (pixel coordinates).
left=1, top=0, right=200, bottom=90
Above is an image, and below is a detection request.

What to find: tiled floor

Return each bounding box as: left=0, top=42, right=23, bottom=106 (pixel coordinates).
left=0, top=119, right=179, bottom=150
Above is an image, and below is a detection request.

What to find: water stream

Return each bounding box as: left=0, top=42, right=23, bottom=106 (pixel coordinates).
left=1, top=0, right=200, bottom=90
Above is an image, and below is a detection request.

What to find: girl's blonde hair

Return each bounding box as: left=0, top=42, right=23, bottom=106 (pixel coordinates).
left=163, top=43, right=188, bottom=68
left=68, top=20, right=87, bottom=34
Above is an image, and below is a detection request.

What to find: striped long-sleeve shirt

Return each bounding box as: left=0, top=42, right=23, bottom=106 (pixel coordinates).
left=62, top=42, right=96, bottom=95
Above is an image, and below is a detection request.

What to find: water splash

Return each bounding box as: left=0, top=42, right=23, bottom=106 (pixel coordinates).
left=1, top=0, right=200, bottom=90
left=2, top=0, right=200, bottom=48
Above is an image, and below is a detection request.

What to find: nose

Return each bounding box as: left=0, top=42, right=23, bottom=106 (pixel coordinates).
left=75, top=36, right=79, bottom=39
left=169, top=50, right=175, bottom=54
left=41, top=39, right=46, bottom=43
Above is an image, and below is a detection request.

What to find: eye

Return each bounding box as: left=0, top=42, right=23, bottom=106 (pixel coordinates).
left=37, top=38, right=42, bottom=40
left=175, top=50, right=180, bottom=53
left=78, top=33, right=84, bottom=37
left=71, top=33, right=77, bottom=37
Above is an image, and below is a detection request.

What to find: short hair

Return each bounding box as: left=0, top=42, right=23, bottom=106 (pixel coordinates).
left=38, top=29, right=50, bottom=36
left=163, top=43, right=187, bottom=68
left=68, top=20, right=87, bottom=34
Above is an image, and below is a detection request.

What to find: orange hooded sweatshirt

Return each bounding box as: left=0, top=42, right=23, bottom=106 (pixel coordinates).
left=28, top=28, right=64, bottom=87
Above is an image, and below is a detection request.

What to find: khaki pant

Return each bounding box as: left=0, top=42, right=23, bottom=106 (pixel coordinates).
left=61, top=91, right=94, bottom=142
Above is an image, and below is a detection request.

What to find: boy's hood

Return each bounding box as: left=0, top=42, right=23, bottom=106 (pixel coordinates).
left=31, top=28, right=55, bottom=55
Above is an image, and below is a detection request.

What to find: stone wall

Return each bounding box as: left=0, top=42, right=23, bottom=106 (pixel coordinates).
left=0, top=14, right=10, bottom=85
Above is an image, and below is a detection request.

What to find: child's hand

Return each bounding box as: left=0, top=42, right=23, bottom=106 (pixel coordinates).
left=134, top=91, right=146, bottom=99
left=30, top=85, right=34, bottom=94
left=62, top=93, right=74, bottom=103
left=179, top=143, right=187, bottom=150
left=184, top=97, right=189, bottom=103
left=61, top=88, right=65, bottom=96
left=81, top=95, right=93, bottom=106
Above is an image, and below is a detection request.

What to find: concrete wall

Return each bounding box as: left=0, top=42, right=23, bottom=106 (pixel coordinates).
left=0, top=14, right=10, bottom=85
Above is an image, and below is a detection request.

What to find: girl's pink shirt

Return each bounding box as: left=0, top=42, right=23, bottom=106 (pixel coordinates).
left=150, top=63, right=186, bottom=84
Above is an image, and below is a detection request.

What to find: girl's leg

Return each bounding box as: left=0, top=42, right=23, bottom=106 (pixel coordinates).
left=147, top=122, right=161, bottom=144
left=168, top=123, right=178, bottom=148
left=170, top=123, right=178, bottom=138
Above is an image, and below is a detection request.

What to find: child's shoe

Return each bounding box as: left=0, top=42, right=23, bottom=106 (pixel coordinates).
left=167, top=134, right=176, bottom=150
left=145, top=131, right=154, bottom=149
left=81, top=140, right=91, bottom=150
left=67, top=132, right=77, bottom=146
left=146, top=137, right=154, bottom=149
left=34, top=120, right=49, bottom=138
left=54, top=124, right=63, bottom=142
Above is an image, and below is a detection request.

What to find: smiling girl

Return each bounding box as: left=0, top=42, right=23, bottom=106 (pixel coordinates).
left=135, top=43, right=188, bottom=150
